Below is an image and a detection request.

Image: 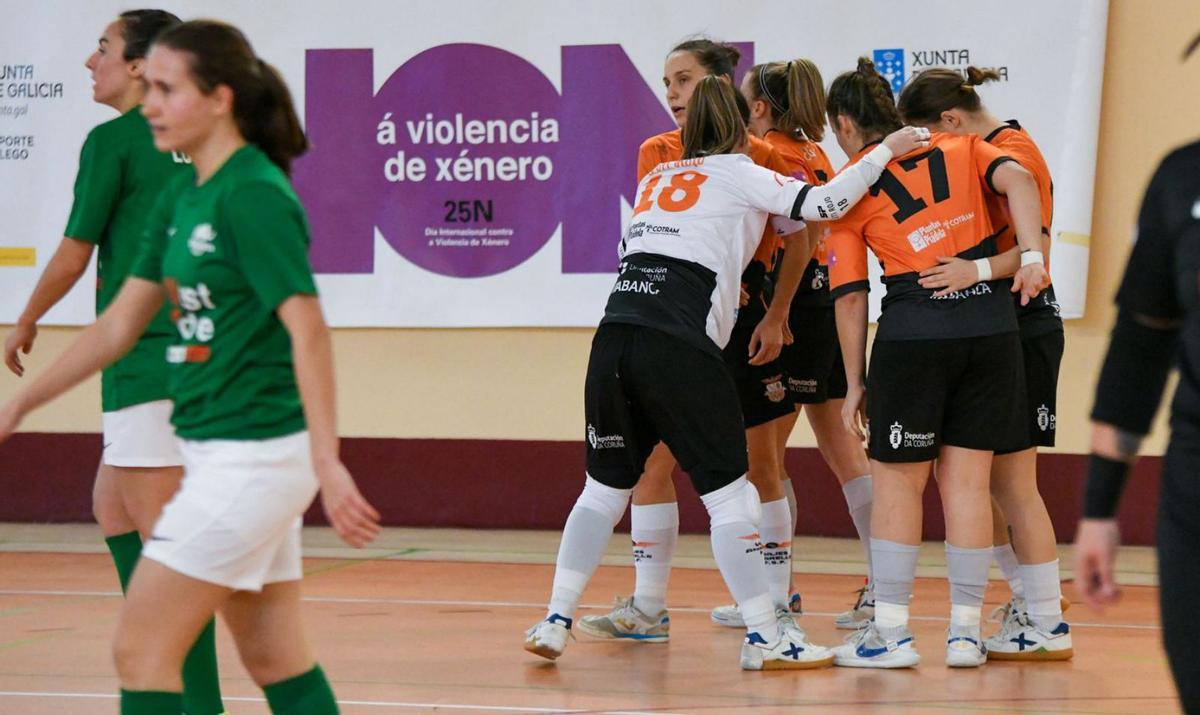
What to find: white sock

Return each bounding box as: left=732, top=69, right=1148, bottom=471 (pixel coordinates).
left=993, top=542, right=1025, bottom=600
left=759, top=497, right=793, bottom=609
left=1021, top=560, right=1064, bottom=630
left=631, top=502, right=678, bottom=616
left=781, top=478, right=798, bottom=533
left=702, top=477, right=779, bottom=643
left=950, top=603, right=982, bottom=629
left=842, top=475, right=873, bottom=583
left=547, top=476, right=631, bottom=621
left=874, top=601, right=909, bottom=630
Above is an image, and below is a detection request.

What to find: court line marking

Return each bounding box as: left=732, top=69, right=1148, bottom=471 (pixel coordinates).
left=0, top=691, right=684, bottom=713
left=0, top=589, right=1162, bottom=630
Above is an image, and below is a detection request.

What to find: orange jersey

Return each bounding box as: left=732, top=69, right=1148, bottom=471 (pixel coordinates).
left=762, top=130, right=836, bottom=302
left=985, top=120, right=1061, bottom=329
left=637, top=130, right=790, bottom=274
left=827, top=133, right=1019, bottom=340
left=984, top=121, right=1053, bottom=260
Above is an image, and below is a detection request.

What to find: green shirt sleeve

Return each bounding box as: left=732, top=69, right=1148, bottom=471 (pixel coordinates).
left=128, top=184, right=177, bottom=283
left=64, top=127, right=122, bottom=243
left=225, top=181, right=318, bottom=311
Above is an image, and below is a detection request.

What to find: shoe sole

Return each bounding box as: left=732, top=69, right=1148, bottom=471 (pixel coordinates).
left=835, top=617, right=870, bottom=630
left=946, top=654, right=986, bottom=668
left=710, top=614, right=745, bottom=628
left=986, top=647, right=1073, bottom=662
left=760, top=654, right=835, bottom=670
left=523, top=641, right=563, bottom=660
left=833, top=654, right=920, bottom=669
left=576, top=622, right=668, bottom=643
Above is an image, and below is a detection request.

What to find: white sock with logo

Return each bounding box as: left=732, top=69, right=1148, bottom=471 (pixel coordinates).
left=702, top=477, right=779, bottom=643
left=630, top=502, right=678, bottom=616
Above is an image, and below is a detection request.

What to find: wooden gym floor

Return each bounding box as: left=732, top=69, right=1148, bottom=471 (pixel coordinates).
left=0, top=524, right=1175, bottom=714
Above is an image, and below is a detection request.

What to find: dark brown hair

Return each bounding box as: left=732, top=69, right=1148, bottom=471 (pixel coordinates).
left=826, top=57, right=902, bottom=138
left=670, top=38, right=750, bottom=124
left=897, top=66, right=1000, bottom=125
left=746, top=59, right=826, bottom=141
left=681, top=75, right=747, bottom=159
left=153, top=20, right=307, bottom=174
left=117, top=9, right=180, bottom=62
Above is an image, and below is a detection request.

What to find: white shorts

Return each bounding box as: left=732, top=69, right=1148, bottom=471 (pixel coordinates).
left=102, top=400, right=182, bottom=468
left=142, top=431, right=319, bottom=591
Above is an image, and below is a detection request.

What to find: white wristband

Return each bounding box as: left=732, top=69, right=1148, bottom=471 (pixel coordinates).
left=1020, top=250, right=1045, bottom=267
left=973, top=257, right=993, bottom=282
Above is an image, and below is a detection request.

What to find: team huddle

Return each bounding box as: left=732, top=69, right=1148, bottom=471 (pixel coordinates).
left=523, top=40, right=1067, bottom=672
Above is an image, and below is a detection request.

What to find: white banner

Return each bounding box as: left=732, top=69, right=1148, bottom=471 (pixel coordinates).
left=0, top=0, right=1107, bottom=326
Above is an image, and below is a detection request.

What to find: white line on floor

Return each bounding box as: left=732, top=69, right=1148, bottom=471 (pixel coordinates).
left=0, top=588, right=1161, bottom=631
left=0, top=690, right=684, bottom=713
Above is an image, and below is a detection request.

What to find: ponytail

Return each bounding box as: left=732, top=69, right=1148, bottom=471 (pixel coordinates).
left=746, top=59, right=826, bottom=142
left=898, top=66, right=999, bottom=125
left=152, top=20, right=307, bottom=174
left=826, top=57, right=902, bottom=138
left=681, top=75, right=746, bottom=159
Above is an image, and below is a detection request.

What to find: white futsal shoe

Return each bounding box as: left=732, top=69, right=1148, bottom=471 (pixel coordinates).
left=523, top=613, right=572, bottom=660
left=832, top=622, right=920, bottom=668
left=985, top=612, right=1073, bottom=661
left=835, top=584, right=876, bottom=630
left=739, top=625, right=835, bottom=670
left=945, top=624, right=988, bottom=667
left=577, top=595, right=669, bottom=642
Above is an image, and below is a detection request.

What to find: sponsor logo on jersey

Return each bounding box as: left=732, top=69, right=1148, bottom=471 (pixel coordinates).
left=188, top=224, right=217, bottom=257
left=930, top=282, right=993, bottom=301
left=889, top=422, right=904, bottom=450
left=811, top=266, right=828, bottom=291
left=890, top=421, right=935, bottom=449
left=788, top=377, right=819, bottom=394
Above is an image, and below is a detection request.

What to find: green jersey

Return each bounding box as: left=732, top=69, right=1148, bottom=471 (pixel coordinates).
left=131, top=145, right=318, bottom=441
left=64, top=106, right=189, bottom=411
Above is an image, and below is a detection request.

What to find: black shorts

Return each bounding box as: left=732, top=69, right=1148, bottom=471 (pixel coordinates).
left=779, top=304, right=848, bottom=405
left=867, top=332, right=1027, bottom=463
left=721, top=317, right=794, bottom=428
left=996, top=328, right=1064, bottom=455
left=584, top=323, right=748, bottom=495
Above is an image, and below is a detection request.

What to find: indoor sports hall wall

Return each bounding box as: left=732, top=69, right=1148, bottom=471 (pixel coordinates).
left=1, top=0, right=1195, bottom=545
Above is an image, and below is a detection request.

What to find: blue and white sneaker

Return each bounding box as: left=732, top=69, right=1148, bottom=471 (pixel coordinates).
left=577, top=596, right=669, bottom=642
left=739, top=629, right=835, bottom=670
left=986, top=613, right=1073, bottom=661
left=524, top=613, right=572, bottom=660
left=832, top=622, right=920, bottom=668
left=946, top=625, right=987, bottom=667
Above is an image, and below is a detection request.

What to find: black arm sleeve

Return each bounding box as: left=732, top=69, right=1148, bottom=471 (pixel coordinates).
left=1090, top=310, right=1178, bottom=433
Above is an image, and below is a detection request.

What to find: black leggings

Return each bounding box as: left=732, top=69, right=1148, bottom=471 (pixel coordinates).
left=1159, top=441, right=1200, bottom=715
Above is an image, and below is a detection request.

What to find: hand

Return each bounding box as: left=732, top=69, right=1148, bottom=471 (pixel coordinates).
left=748, top=313, right=786, bottom=366
left=782, top=320, right=794, bottom=346
left=882, top=126, right=932, bottom=157
left=1073, top=518, right=1122, bottom=610
left=739, top=285, right=750, bottom=307
left=316, top=458, right=381, bottom=548
left=4, top=323, right=36, bottom=377
left=0, top=400, right=24, bottom=445
left=1012, top=262, right=1050, bottom=306
left=918, top=256, right=980, bottom=297
left=842, top=383, right=868, bottom=441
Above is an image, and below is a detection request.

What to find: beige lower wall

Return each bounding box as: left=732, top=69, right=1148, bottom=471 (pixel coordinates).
left=1, top=0, right=1195, bottom=456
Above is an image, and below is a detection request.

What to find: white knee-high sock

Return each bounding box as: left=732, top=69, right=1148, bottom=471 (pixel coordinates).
left=759, top=497, right=793, bottom=609
left=993, top=542, right=1025, bottom=599
left=842, top=475, right=874, bottom=584
left=547, top=476, right=631, bottom=622
left=702, top=477, right=779, bottom=643
left=631, top=502, right=678, bottom=616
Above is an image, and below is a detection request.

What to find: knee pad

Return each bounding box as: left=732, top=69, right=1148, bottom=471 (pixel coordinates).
left=701, top=475, right=758, bottom=529
left=578, top=474, right=632, bottom=526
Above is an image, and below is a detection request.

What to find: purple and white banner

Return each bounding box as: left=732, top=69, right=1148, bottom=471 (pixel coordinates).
left=0, top=0, right=1108, bottom=326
